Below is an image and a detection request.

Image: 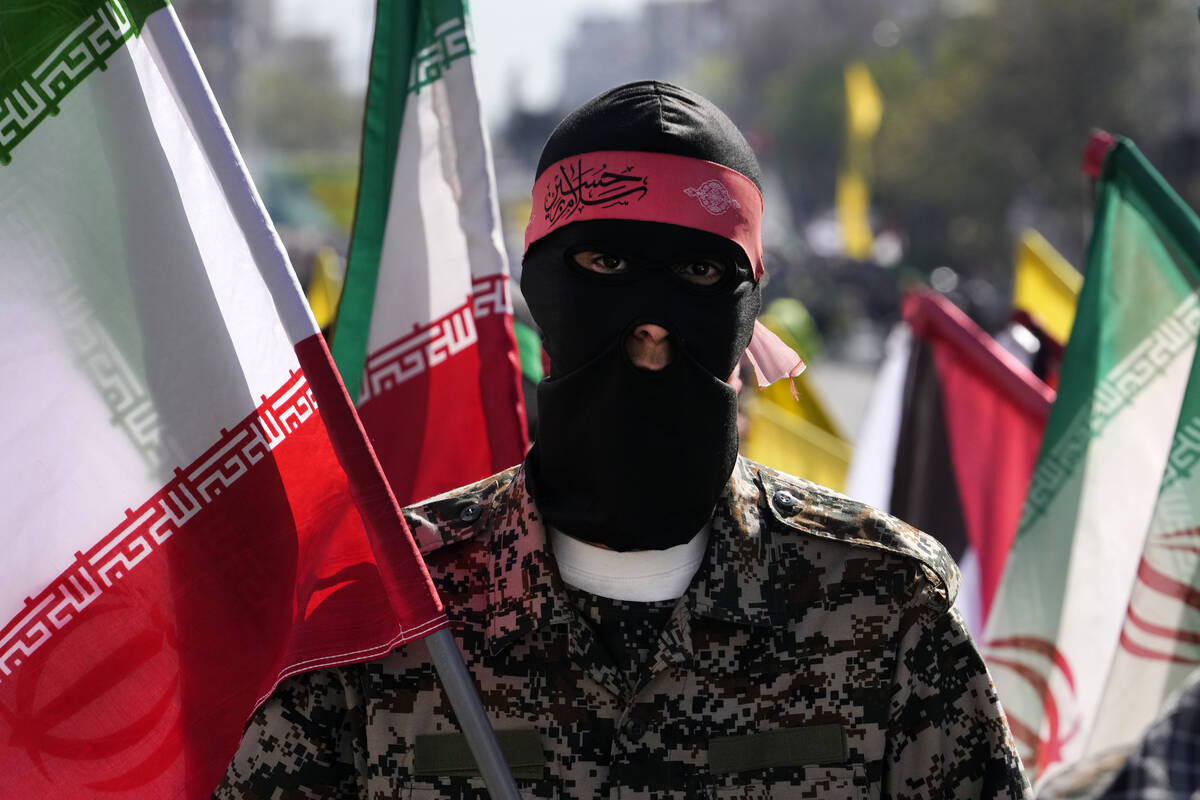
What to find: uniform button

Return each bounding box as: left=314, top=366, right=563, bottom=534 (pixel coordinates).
left=458, top=502, right=482, bottom=522
left=624, top=716, right=647, bottom=740
left=773, top=489, right=798, bottom=512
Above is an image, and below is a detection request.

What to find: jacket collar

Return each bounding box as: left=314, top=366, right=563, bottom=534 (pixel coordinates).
left=483, top=457, right=784, bottom=654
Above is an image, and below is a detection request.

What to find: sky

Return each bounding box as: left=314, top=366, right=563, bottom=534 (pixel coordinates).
left=274, top=0, right=651, bottom=123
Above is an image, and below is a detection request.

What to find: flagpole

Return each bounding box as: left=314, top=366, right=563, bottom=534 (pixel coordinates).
left=424, top=628, right=524, bottom=797
left=145, top=8, right=521, bottom=798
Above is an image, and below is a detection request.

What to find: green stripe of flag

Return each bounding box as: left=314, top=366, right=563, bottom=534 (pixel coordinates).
left=0, top=0, right=168, bottom=165
left=1020, top=139, right=1200, bottom=528
left=1104, top=140, right=1200, bottom=289
left=331, top=0, right=474, bottom=402
left=330, top=0, right=419, bottom=401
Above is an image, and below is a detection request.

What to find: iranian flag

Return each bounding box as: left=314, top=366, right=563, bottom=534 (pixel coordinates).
left=331, top=0, right=528, bottom=506
left=0, top=3, right=447, bottom=797
left=983, top=136, right=1200, bottom=780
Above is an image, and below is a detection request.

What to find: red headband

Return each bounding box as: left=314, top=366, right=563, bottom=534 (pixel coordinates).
left=524, top=150, right=765, bottom=279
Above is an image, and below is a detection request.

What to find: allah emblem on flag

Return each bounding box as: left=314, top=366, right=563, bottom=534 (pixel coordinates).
left=684, top=179, right=742, bottom=216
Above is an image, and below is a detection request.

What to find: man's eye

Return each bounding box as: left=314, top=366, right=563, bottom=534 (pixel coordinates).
left=673, top=259, right=726, bottom=286
left=573, top=251, right=629, bottom=274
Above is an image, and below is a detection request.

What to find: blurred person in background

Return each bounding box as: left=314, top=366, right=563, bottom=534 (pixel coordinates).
left=215, top=81, right=1029, bottom=799
left=1037, top=666, right=1200, bottom=800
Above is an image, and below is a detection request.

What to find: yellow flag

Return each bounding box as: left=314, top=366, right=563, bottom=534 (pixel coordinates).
left=839, top=62, right=883, bottom=260
left=305, top=246, right=346, bottom=331
left=742, top=379, right=853, bottom=491
left=837, top=171, right=874, bottom=261
left=1012, top=230, right=1082, bottom=345
left=740, top=304, right=852, bottom=491
left=845, top=62, right=883, bottom=141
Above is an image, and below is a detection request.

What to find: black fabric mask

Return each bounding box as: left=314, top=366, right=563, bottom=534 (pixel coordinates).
left=522, top=220, right=761, bottom=550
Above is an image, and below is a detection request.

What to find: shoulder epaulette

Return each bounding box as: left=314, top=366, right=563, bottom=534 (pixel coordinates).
left=402, top=466, right=519, bottom=555
left=747, top=459, right=960, bottom=609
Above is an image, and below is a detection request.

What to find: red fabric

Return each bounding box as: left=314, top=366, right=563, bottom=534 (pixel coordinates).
left=1082, top=129, right=1117, bottom=179
left=904, top=291, right=1053, bottom=619
left=294, top=334, right=446, bottom=625
left=474, top=312, right=531, bottom=473
left=358, top=343, right=496, bottom=505
left=0, top=335, right=446, bottom=799
left=356, top=280, right=529, bottom=506
left=525, top=151, right=765, bottom=279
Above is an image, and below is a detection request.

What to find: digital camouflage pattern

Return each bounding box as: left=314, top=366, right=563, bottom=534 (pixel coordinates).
left=563, top=589, right=676, bottom=691
left=214, top=457, right=1030, bottom=799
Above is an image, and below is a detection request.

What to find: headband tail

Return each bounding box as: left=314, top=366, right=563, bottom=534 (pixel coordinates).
left=742, top=320, right=806, bottom=399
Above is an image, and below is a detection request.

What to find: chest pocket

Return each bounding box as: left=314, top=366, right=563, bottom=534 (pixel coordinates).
left=709, top=725, right=868, bottom=800
left=407, top=729, right=559, bottom=799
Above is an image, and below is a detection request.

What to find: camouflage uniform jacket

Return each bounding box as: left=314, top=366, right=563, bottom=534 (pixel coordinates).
left=215, top=456, right=1030, bottom=799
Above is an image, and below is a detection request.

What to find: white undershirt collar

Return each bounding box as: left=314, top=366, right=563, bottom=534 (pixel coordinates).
left=549, top=525, right=710, bottom=602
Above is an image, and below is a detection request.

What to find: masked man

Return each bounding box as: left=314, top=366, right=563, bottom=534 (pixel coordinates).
left=215, top=81, right=1029, bottom=799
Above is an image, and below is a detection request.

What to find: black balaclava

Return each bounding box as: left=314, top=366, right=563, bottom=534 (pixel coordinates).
left=521, top=81, right=763, bottom=551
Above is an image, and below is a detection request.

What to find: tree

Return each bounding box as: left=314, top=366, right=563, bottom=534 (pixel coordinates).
left=694, top=0, right=1189, bottom=291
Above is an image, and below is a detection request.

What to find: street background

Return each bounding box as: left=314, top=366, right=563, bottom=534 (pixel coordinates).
left=172, top=0, right=1200, bottom=441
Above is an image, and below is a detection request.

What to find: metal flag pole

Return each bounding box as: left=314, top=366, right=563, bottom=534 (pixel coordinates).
left=424, top=628, right=522, bottom=797
left=145, top=8, right=521, bottom=798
